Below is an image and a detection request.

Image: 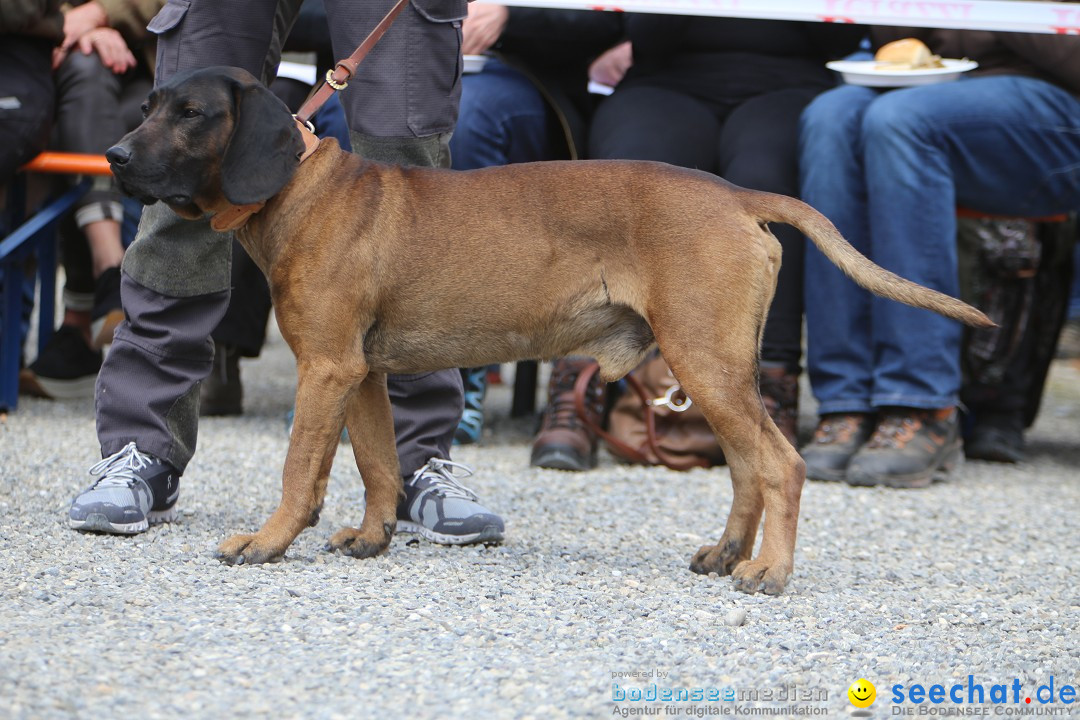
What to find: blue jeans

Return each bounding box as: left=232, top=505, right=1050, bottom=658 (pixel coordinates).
left=799, top=76, right=1080, bottom=415
left=449, top=58, right=551, bottom=170
left=312, top=93, right=352, bottom=152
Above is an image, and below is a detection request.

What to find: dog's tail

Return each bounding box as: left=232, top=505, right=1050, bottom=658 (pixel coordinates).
left=740, top=189, right=994, bottom=328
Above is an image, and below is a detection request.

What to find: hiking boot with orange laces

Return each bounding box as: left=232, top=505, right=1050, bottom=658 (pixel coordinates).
left=846, top=407, right=963, bottom=488
left=530, top=357, right=606, bottom=471
left=801, top=412, right=875, bottom=483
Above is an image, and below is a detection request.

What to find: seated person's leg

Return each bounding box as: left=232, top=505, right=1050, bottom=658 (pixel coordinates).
left=20, top=51, right=128, bottom=398
left=18, top=216, right=102, bottom=399
left=846, top=76, right=1080, bottom=486
left=716, top=87, right=822, bottom=446
left=451, top=58, right=552, bottom=170
left=589, top=84, right=719, bottom=169
left=798, top=84, right=880, bottom=482
left=312, top=94, right=351, bottom=151
left=530, top=356, right=607, bottom=471
left=0, top=38, right=53, bottom=185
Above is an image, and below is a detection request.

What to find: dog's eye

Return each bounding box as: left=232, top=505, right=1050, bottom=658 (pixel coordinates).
left=140, top=103, right=149, bottom=118
left=183, top=108, right=201, bottom=119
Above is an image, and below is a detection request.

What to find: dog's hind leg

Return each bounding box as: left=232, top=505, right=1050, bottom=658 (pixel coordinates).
left=650, top=294, right=804, bottom=595
left=327, top=372, right=402, bottom=558
left=669, top=346, right=804, bottom=594
left=216, top=358, right=351, bottom=565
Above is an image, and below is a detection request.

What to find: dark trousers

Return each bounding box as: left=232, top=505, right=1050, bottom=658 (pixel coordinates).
left=589, top=84, right=819, bottom=374
left=53, top=51, right=151, bottom=308
left=0, top=37, right=54, bottom=183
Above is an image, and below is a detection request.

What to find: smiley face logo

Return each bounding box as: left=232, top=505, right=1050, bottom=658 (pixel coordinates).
left=848, top=679, right=876, bottom=708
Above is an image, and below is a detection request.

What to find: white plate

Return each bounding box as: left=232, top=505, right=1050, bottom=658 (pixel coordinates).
left=826, top=58, right=978, bottom=87
left=463, top=54, right=488, bottom=74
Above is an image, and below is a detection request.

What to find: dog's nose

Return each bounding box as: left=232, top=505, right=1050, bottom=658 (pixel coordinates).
left=105, top=145, right=131, bottom=166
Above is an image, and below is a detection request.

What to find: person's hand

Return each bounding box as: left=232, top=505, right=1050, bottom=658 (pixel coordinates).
left=52, top=45, right=70, bottom=70
left=461, top=3, right=508, bottom=56
left=589, top=41, right=633, bottom=88
left=61, top=1, right=109, bottom=52
left=78, top=27, right=138, bottom=74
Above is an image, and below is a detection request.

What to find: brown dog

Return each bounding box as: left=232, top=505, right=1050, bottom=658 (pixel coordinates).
left=107, top=67, right=991, bottom=594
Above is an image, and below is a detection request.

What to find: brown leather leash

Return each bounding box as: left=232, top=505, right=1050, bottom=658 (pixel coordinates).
left=212, top=0, right=411, bottom=233
left=294, top=0, right=411, bottom=125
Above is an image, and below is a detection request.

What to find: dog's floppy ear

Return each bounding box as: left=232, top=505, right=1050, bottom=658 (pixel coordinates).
left=221, top=79, right=304, bottom=205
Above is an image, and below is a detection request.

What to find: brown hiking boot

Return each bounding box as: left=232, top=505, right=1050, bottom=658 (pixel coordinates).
left=760, top=366, right=799, bottom=447
left=530, top=358, right=606, bottom=471
left=800, top=412, right=876, bottom=483
left=846, top=407, right=963, bottom=488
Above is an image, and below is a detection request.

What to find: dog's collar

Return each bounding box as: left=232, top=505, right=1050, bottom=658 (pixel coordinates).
left=209, top=119, right=321, bottom=232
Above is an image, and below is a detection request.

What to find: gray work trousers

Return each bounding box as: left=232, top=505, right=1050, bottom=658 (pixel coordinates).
left=96, top=0, right=467, bottom=475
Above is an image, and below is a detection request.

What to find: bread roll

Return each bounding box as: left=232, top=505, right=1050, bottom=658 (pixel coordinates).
left=874, top=38, right=943, bottom=69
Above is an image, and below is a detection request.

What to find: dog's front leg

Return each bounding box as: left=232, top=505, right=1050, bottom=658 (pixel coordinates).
left=690, top=459, right=764, bottom=576
left=326, top=372, right=401, bottom=558
left=216, top=358, right=350, bottom=564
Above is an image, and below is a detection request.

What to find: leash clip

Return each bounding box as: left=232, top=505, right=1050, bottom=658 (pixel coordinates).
left=293, top=115, right=315, bottom=134
left=650, top=385, right=693, bottom=413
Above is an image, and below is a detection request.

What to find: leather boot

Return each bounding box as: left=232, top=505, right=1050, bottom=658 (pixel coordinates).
left=801, top=412, right=876, bottom=483
left=759, top=366, right=799, bottom=447
left=200, top=342, right=242, bottom=416
left=530, top=357, right=606, bottom=471
left=847, top=407, right=963, bottom=488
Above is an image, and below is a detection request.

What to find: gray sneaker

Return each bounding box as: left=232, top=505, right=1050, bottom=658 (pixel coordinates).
left=397, top=458, right=504, bottom=545
left=69, top=442, right=180, bottom=534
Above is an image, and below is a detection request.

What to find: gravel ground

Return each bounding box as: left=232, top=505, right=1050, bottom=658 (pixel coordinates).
left=2, top=324, right=1078, bottom=719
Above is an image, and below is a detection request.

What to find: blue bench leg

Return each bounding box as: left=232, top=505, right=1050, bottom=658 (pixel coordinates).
left=36, top=224, right=57, bottom=357
left=0, top=179, right=92, bottom=412
left=1, top=261, right=24, bottom=412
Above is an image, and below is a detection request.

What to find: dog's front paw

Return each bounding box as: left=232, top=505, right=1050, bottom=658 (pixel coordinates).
left=325, top=524, right=393, bottom=559
left=730, top=558, right=791, bottom=596
left=689, top=539, right=747, bottom=577
left=215, top=532, right=286, bottom=565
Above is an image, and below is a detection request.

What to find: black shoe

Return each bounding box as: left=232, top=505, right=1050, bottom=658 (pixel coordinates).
left=846, top=407, right=963, bottom=488
left=800, top=413, right=875, bottom=483
left=200, top=342, right=242, bottom=416
left=90, top=266, right=124, bottom=349
left=18, top=325, right=102, bottom=399
left=965, top=412, right=1025, bottom=463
